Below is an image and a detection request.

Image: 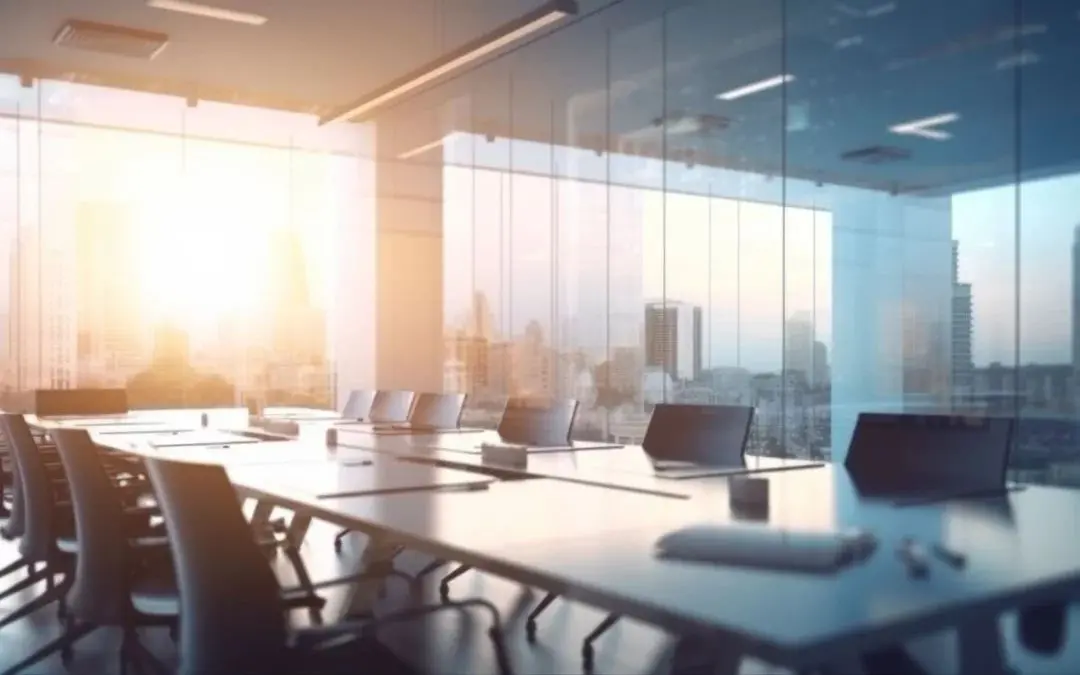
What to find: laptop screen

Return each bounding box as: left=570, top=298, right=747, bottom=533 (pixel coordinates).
left=844, top=413, right=1014, bottom=497
left=410, top=393, right=466, bottom=428
left=341, top=391, right=374, bottom=420
left=369, top=391, right=415, bottom=423
left=496, top=398, right=578, bottom=446
left=642, top=404, right=755, bottom=467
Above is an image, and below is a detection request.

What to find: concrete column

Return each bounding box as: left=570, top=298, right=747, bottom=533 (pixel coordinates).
left=374, top=123, right=445, bottom=393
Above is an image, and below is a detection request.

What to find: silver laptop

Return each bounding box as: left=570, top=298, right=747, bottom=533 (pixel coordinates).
left=379, top=393, right=467, bottom=433
left=474, top=397, right=580, bottom=452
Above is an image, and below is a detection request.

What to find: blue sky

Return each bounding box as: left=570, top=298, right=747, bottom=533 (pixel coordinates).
left=953, top=172, right=1079, bottom=366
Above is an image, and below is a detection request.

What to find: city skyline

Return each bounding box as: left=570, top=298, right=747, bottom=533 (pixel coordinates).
left=443, top=139, right=1080, bottom=372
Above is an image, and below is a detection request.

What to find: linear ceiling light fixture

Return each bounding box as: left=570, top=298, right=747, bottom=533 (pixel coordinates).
left=147, top=0, right=268, bottom=26
left=321, top=0, right=578, bottom=125
left=889, top=112, right=960, bottom=141
left=716, top=74, right=795, bottom=101
left=398, top=137, right=446, bottom=160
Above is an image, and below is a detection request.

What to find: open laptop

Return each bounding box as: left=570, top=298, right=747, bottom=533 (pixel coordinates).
left=370, top=393, right=468, bottom=433
left=472, top=397, right=581, bottom=452
left=643, top=403, right=822, bottom=479
left=341, top=390, right=375, bottom=420
left=844, top=412, right=1015, bottom=501
left=361, top=390, right=415, bottom=424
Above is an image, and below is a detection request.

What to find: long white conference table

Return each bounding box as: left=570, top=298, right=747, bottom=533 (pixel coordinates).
left=27, top=407, right=1080, bottom=674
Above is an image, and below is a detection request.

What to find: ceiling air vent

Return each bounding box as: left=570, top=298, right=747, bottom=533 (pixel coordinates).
left=840, top=145, right=910, bottom=165
left=54, top=19, right=169, bottom=60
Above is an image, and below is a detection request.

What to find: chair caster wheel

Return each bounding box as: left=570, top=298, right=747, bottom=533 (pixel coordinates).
left=60, top=645, right=74, bottom=665
left=439, top=584, right=450, bottom=602
left=333, top=539, right=342, bottom=553
left=526, top=620, right=537, bottom=642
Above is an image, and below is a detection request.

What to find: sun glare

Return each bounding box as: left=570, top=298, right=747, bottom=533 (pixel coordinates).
left=137, top=189, right=270, bottom=329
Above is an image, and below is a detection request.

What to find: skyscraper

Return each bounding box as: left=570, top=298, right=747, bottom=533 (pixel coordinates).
left=6, top=229, right=77, bottom=390
left=1073, top=226, right=1080, bottom=385
left=260, top=227, right=329, bottom=403
left=783, top=313, right=831, bottom=388
left=644, top=301, right=702, bottom=382
left=952, top=240, right=974, bottom=400
left=75, top=201, right=146, bottom=387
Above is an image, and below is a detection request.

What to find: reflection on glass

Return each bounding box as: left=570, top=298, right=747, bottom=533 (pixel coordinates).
left=432, top=0, right=1080, bottom=490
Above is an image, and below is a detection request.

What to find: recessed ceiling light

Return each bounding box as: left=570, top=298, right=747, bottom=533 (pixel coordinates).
left=889, top=112, right=960, bottom=141
left=398, top=138, right=445, bottom=160
left=715, top=74, right=795, bottom=101
left=321, top=0, right=577, bottom=125
left=996, top=51, right=1040, bottom=70
left=147, top=0, right=267, bottom=26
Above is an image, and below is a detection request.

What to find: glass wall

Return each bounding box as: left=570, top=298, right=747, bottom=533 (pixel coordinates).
left=0, top=76, right=375, bottom=410
left=404, top=0, right=1080, bottom=484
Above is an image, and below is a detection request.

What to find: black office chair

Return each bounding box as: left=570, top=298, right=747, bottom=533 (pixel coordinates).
left=1, top=433, right=24, bottom=540
left=0, top=414, right=156, bottom=630
left=0, top=413, right=78, bottom=630
left=2, top=427, right=175, bottom=675
left=1, top=438, right=11, bottom=520
left=144, top=455, right=514, bottom=675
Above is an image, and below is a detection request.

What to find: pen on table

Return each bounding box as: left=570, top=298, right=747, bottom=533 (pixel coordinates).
left=896, top=537, right=930, bottom=578
left=930, top=542, right=967, bottom=569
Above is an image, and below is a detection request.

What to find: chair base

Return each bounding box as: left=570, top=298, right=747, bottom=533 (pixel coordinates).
left=333, top=528, right=351, bottom=552
left=0, top=560, right=72, bottom=631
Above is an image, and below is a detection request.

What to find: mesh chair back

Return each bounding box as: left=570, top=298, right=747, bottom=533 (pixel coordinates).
left=52, top=428, right=135, bottom=624
left=0, top=414, right=62, bottom=560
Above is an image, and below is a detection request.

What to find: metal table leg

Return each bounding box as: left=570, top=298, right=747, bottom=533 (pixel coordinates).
left=439, top=564, right=472, bottom=601
left=525, top=592, right=558, bottom=642
left=412, top=558, right=448, bottom=583
left=582, top=613, right=620, bottom=672
left=249, top=500, right=274, bottom=530
left=286, top=513, right=312, bottom=549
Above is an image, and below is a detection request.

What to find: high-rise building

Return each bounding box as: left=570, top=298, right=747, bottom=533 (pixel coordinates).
left=644, top=301, right=702, bottom=382
left=952, top=240, right=974, bottom=400
left=1072, top=226, right=1080, bottom=385
left=257, top=227, right=330, bottom=404
left=75, top=201, right=147, bottom=387
left=784, top=313, right=829, bottom=388
left=512, top=320, right=554, bottom=398
left=6, top=229, right=77, bottom=390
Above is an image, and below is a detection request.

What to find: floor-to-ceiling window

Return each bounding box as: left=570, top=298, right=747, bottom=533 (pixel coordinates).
left=0, top=76, right=375, bottom=410
left=386, top=0, right=1079, bottom=486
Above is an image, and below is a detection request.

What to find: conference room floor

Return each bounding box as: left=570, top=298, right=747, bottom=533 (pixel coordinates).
left=6, top=514, right=1080, bottom=675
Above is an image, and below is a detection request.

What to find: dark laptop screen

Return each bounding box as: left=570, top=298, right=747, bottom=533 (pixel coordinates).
left=496, top=398, right=578, bottom=446
left=642, top=404, right=755, bottom=467
left=844, top=413, right=1014, bottom=497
